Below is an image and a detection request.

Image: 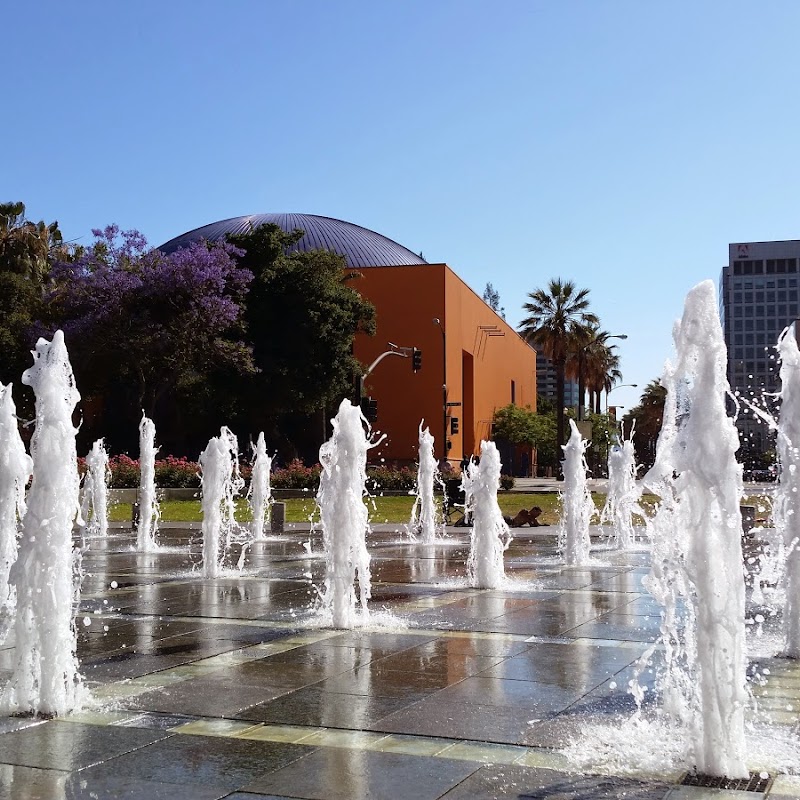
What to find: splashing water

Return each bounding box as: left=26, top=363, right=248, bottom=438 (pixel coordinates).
left=775, top=325, right=800, bottom=657
left=199, top=427, right=244, bottom=578
left=559, top=419, right=594, bottom=566
left=408, top=421, right=442, bottom=544
left=638, top=280, right=748, bottom=778
left=317, top=399, right=374, bottom=629
left=601, top=428, right=643, bottom=550
left=3, top=332, right=84, bottom=716
left=0, top=384, right=32, bottom=606
left=248, top=432, right=272, bottom=541
left=80, top=438, right=110, bottom=538
left=465, top=440, right=512, bottom=589
left=137, top=414, right=160, bottom=551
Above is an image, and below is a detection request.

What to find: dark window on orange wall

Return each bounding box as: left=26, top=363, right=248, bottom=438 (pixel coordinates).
left=511, top=380, right=516, bottom=404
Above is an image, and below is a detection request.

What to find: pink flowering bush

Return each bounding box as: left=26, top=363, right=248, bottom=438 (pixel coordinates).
left=104, top=454, right=420, bottom=491
left=154, top=455, right=201, bottom=488
left=271, top=459, right=321, bottom=490
left=366, top=464, right=416, bottom=491
left=108, top=454, right=141, bottom=488
left=107, top=454, right=203, bottom=488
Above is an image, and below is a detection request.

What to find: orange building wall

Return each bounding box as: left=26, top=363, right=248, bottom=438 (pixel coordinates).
left=353, top=264, right=536, bottom=465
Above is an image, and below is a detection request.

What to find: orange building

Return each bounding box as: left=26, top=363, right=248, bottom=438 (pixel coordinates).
left=161, top=214, right=537, bottom=468
left=355, top=263, right=535, bottom=466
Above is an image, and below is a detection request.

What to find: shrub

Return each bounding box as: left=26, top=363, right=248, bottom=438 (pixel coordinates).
left=366, top=464, right=416, bottom=492
left=154, top=455, right=200, bottom=488
left=271, top=459, right=321, bottom=490
left=500, top=474, right=515, bottom=491
left=109, top=454, right=140, bottom=488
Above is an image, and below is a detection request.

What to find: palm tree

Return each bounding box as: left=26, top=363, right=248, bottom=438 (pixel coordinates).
left=582, top=334, right=622, bottom=413
left=622, top=380, right=667, bottom=468
left=519, top=279, right=598, bottom=450
left=0, top=201, right=65, bottom=283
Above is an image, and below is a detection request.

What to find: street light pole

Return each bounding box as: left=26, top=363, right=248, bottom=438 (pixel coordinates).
left=433, top=318, right=447, bottom=463
left=605, top=384, right=638, bottom=414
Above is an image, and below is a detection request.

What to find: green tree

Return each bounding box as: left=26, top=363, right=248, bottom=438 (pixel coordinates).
left=44, top=226, right=255, bottom=454
left=227, top=223, right=376, bottom=457
left=622, top=380, right=667, bottom=469
left=491, top=404, right=558, bottom=472
left=585, top=410, right=620, bottom=475
left=582, top=331, right=623, bottom=414
left=482, top=282, right=505, bottom=319
left=519, top=279, right=598, bottom=451
left=0, top=202, right=69, bottom=384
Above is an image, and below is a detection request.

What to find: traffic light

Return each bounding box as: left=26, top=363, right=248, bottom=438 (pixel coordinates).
left=450, top=416, right=459, bottom=435
left=360, top=397, right=378, bottom=422
left=412, top=347, right=422, bottom=372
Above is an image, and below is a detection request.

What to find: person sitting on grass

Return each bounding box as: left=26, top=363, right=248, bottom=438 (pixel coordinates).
left=503, top=506, right=547, bottom=527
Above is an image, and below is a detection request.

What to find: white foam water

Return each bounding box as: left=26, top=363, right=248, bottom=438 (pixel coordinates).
left=199, top=427, right=244, bottom=578
left=559, top=419, right=594, bottom=566
left=601, top=429, right=643, bottom=550
left=775, top=326, right=800, bottom=657
left=136, top=414, right=160, bottom=551
left=3, top=332, right=85, bottom=716
left=465, top=440, right=512, bottom=589
left=408, top=421, right=441, bottom=544
left=317, top=399, right=373, bottom=629
left=638, top=280, right=748, bottom=778
left=248, top=432, right=272, bottom=541
left=80, top=438, right=109, bottom=538
left=0, top=384, right=32, bottom=606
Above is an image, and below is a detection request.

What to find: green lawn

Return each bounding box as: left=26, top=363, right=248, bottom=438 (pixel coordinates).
left=110, top=492, right=591, bottom=526
left=110, top=490, right=767, bottom=526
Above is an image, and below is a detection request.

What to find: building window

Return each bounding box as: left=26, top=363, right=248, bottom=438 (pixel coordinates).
left=511, top=380, right=516, bottom=405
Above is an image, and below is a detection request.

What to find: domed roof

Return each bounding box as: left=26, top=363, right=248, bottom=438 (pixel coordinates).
left=158, top=213, right=428, bottom=269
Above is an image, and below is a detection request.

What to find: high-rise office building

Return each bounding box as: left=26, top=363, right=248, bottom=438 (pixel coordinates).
left=536, top=352, right=579, bottom=409
left=720, top=240, right=800, bottom=462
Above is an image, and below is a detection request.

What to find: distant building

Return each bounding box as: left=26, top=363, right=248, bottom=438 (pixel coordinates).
left=720, top=240, right=800, bottom=462
left=160, top=213, right=537, bottom=467
left=535, top=352, right=579, bottom=409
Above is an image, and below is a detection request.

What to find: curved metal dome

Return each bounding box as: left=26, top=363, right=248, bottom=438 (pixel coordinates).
left=158, top=213, right=427, bottom=269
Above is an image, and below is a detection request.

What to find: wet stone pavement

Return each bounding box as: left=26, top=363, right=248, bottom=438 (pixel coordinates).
left=0, top=524, right=797, bottom=799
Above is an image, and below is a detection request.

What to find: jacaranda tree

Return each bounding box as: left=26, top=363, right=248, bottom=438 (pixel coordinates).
left=44, top=226, right=255, bottom=453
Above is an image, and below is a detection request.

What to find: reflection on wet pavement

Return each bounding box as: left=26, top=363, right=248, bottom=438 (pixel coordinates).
left=0, top=523, right=793, bottom=798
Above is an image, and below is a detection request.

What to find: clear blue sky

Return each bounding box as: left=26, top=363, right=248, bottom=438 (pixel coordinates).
left=5, top=1, right=800, bottom=415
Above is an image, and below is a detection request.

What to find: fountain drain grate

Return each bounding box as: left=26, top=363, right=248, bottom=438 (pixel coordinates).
left=680, top=772, right=771, bottom=793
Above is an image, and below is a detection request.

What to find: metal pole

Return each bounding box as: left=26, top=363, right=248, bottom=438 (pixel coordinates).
left=433, top=318, right=447, bottom=463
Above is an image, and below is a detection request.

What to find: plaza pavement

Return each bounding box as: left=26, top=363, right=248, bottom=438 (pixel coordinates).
left=0, top=521, right=796, bottom=799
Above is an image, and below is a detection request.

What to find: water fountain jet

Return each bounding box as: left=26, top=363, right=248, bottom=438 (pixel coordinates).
left=775, top=325, right=800, bottom=657
left=317, top=399, right=373, bottom=629
left=601, top=427, right=643, bottom=550
left=199, top=427, right=244, bottom=577
left=80, top=438, right=109, bottom=538
left=465, top=440, right=511, bottom=589
left=3, top=331, right=84, bottom=716
left=409, top=421, right=441, bottom=544
left=137, top=414, right=159, bottom=551
left=0, top=384, right=32, bottom=606
left=640, top=279, right=748, bottom=778
left=559, top=419, right=594, bottom=566
left=248, top=432, right=272, bottom=540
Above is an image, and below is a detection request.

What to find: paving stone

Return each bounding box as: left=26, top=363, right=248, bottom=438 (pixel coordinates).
left=242, top=748, right=480, bottom=800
